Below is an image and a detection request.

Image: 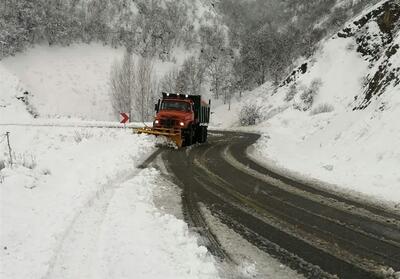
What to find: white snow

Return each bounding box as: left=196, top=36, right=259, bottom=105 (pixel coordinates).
left=0, top=42, right=221, bottom=278
left=0, top=126, right=219, bottom=279
left=1, top=1, right=399, bottom=277
left=299, top=38, right=369, bottom=110
left=95, top=168, right=218, bottom=279
left=1, top=44, right=123, bottom=121
left=0, top=43, right=192, bottom=122
left=0, top=65, right=33, bottom=122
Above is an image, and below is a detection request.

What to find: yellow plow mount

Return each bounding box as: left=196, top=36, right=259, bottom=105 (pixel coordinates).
left=134, top=127, right=183, bottom=148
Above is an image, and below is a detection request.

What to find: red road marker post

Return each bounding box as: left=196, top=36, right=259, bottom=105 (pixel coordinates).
left=120, top=112, right=130, bottom=129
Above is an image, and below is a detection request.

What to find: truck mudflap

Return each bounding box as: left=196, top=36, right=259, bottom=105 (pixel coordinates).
left=134, top=127, right=183, bottom=148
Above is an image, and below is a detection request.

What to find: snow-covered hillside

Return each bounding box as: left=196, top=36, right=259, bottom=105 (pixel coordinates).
left=0, top=44, right=191, bottom=121
left=1, top=45, right=122, bottom=121
left=215, top=0, right=400, bottom=205
left=0, top=64, right=33, bottom=122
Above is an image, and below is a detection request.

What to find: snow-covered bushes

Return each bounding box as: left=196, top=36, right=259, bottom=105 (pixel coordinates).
left=16, top=92, right=39, bottom=118
left=15, top=152, right=37, bottom=170
left=0, top=20, right=27, bottom=58
left=0, top=0, right=212, bottom=60
left=239, top=103, right=262, bottom=126
left=284, top=84, right=298, bottom=102
left=310, top=103, right=334, bottom=115
left=297, top=79, right=323, bottom=111
left=74, top=129, right=93, bottom=143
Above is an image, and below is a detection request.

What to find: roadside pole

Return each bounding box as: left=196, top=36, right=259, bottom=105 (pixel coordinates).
left=5, top=132, right=13, bottom=167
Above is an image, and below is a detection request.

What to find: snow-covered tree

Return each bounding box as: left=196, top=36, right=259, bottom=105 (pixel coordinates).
left=176, top=56, right=206, bottom=96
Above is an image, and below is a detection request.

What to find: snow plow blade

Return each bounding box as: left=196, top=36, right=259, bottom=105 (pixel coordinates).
left=134, top=127, right=183, bottom=148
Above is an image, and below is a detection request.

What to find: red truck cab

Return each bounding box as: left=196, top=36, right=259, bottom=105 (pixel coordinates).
left=153, top=93, right=210, bottom=146
left=153, top=98, right=194, bottom=129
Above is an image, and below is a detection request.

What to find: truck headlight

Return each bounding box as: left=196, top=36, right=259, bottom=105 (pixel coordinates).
left=179, top=122, right=185, bottom=126
left=155, top=119, right=160, bottom=124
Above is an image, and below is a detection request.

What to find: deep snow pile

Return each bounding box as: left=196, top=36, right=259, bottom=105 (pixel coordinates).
left=214, top=0, right=400, bottom=205
left=0, top=127, right=219, bottom=279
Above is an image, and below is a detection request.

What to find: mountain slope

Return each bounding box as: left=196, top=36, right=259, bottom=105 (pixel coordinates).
left=224, top=0, right=400, bottom=205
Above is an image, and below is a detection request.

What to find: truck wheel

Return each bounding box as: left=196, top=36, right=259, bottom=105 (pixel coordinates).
left=184, top=125, right=193, bottom=146
left=195, top=126, right=202, bottom=143
left=201, top=127, right=207, bottom=143
left=197, top=126, right=207, bottom=143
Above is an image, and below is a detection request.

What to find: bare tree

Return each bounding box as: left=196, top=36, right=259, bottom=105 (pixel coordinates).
left=222, top=72, right=234, bottom=110
left=208, top=54, right=232, bottom=100
left=110, top=51, right=157, bottom=122
left=134, top=57, right=157, bottom=122
left=110, top=50, right=136, bottom=119
left=176, top=56, right=206, bottom=95
left=160, top=68, right=179, bottom=93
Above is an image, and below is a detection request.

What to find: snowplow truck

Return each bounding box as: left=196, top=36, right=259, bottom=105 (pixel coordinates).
left=135, top=92, right=211, bottom=147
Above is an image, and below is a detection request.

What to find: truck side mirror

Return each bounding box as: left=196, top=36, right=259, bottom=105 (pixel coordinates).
left=155, top=99, right=160, bottom=112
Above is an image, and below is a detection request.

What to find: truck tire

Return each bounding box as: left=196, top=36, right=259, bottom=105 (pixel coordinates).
left=184, top=125, right=193, bottom=146
left=197, top=126, right=207, bottom=143
left=195, top=125, right=202, bottom=143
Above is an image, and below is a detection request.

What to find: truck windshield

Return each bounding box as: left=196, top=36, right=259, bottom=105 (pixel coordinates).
left=161, top=101, right=191, bottom=112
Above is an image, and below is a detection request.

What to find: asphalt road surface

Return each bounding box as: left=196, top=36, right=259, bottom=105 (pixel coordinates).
left=159, top=131, right=400, bottom=279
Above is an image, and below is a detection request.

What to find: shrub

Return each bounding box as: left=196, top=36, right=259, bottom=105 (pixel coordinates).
left=310, top=103, right=334, bottom=115
left=74, top=129, right=93, bottom=143
left=284, top=83, right=298, bottom=102
left=41, top=168, right=51, bottom=175
left=299, top=79, right=322, bottom=111
left=239, top=103, right=262, bottom=126
left=16, top=153, right=37, bottom=169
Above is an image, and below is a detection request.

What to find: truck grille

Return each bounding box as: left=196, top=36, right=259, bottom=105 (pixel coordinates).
left=160, top=118, right=176, bottom=128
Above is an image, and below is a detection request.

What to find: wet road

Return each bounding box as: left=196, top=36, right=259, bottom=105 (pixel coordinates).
left=160, top=131, right=400, bottom=279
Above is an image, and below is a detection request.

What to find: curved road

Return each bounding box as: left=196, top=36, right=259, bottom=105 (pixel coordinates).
left=159, top=131, right=400, bottom=279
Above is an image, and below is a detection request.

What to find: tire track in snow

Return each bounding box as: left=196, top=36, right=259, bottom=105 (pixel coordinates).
left=42, top=151, right=158, bottom=279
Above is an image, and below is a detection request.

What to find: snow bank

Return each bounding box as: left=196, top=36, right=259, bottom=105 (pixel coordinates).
left=0, top=126, right=152, bottom=278
left=96, top=168, right=219, bottom=279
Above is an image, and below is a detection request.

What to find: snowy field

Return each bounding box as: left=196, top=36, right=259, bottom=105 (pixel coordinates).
left=0, top=126, right=221, bottom=279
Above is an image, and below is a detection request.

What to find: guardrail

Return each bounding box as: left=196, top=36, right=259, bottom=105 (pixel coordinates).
left=0, top=120, right=152, bottom=129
